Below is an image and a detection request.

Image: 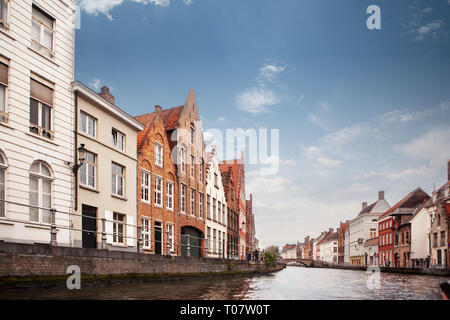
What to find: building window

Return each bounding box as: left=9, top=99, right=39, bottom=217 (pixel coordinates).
left=142, top=217, right=151, bottom=249
left=207, top=195, right=211, bottom=219
left=79, top=112, right=96, bottom=137
left=180, top=147, right=186, bottom=173
left=180, top=183, right=186, bottom=213
left=111, top=162, right=125, bottom=197
left=214, top=173, right=218, bottom=187
left=154, top=142, right=163, bottom=167
left=154, top=176, right=163, bottom=207
left=433, top=233, right=438, bottom=248
left=190, top=125, right=195, bottom=144
left=441, top=231, right=446, bottom=247
left=140, top=170, right=151, bottom=203
left=199, top=159, right=203, bottom=182
left=29, top=161, right=52, bottom=224
left=0, top=61, right=8, bottom=122
left=370, top=228, right=376, bottom=239
left=0, top=0, right=9, bottom=30
left=213, top=229, right=217, bottom=254
left=167, top=223, right=174, bottom=252
left=113, top=212, right=125, bottom=244
left=29, top=78, right=53, bottom=139
left=0, top=152, right=6, bottom=217
left=218, top=201, right=222, bottom=224
left=207, top=227, right=211, bottom=253
left=31, top=5, right=54, bottom=58
left=112, top=129, right=125, bottom=151
left=190, top=188, right=195, bottom=216
left=166, top=181, right=174, bottom=210
left=213, top=198, right=217, bottom=221
left=199, top=193, right=203, bottom=219
left=190, top=155, right=195, bottom=178
left=222, top=204, right=226, bottom=224
left=80, top=151, right=96, bottom=189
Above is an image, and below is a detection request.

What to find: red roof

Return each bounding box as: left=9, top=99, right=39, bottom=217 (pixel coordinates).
left=377, top=187, right=429, bottom=220
left=134, top=105, right=184, bottom=149
left=364, top=238, right=378, bottom=247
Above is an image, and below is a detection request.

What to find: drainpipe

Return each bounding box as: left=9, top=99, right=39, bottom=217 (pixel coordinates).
left=74, top=90, right=79, bottom=212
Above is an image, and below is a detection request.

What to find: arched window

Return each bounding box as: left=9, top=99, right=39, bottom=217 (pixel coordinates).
left=0, top=152, right=6, bottom=218
left=29, top=161, right=53, bottom=223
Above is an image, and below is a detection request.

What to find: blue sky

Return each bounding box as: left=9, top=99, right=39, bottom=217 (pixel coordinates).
left=75, top=0, right=450, bottom=248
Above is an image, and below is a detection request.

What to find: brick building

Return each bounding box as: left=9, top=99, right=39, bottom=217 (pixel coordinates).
left=337, top=221, right=349, bottom=264
left=378, top=187, right=430, bottom=267
left=134, top=89, right=206, bottom=257
left=246, top=194, right=256, bottom=256
left=221, top=166, right=240, bottom=259
left=135, top=105, right=178, bottom=255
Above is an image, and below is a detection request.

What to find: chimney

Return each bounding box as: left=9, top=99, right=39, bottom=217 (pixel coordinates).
left=98, top=86, right=115, bottom=105
left=155, top=105, right=162, bottom=115
left=378, top=191, right=385, bottom=200
left=447, top=160, right=450, bottom=182
left=362, top=202, right=368, bottom=209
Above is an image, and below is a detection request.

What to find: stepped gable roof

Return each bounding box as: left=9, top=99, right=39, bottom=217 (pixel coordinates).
left=364, top=238, right=379, bottom=247
left=134, top=113, right=157, bottom=149
left=377, top=187, right=429, bottom=221
left=401, top=200, right=428, bottom=226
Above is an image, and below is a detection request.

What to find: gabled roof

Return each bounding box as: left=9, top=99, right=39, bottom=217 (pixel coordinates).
left=357, top=199, right=390, bottom=217
left=135, top=105, right=184, bottom=132
left=364, top=238, right=378, bottom=247
left=319, top=232, right=338, bottom=244
left=377, top=187, right=430, bottom=220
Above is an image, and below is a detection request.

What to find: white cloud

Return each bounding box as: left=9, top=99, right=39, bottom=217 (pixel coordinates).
left=422, top=7, right=432, bottom=14
left=89, top=78, right=101, bottom=91
left=314, top=157, right=342, bottom=169
left=79, top=0, right=171, bottom=20
left=302, top=146, right=323, bottom=159
left=258, top=64, right=286, bottom=83
left=353, top=170, right=385, bottom=180
left=398, top=127, right=450, bottom=168
left=412, top=20, right=445, bottom=41
left=387, top=166, right=434, bottom=181
left=235, top=87, right=280, bottom=115
left=218, top=117, right=226, bottom=121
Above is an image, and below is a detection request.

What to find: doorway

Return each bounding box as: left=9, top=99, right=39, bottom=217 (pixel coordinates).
left=82, top=205, right=97, bottom=249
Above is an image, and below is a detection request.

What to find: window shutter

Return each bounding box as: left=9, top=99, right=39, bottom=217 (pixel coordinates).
left=126, top=215, right=135, bottom=247
left=0, top=63, right=7, bottom=86
left=105, top=210, right=113, bottom=244
left=30, top=78, right=53, bottom=106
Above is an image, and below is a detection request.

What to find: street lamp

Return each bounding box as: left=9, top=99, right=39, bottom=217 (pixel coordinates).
left=70, top=143, right=87, bottom=173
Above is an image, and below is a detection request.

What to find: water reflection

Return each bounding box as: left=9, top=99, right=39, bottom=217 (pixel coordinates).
left=0, top=267, right=446, bottom=300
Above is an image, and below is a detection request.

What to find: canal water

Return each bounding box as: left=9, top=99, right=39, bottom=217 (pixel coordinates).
left=0, top=266, right=447, bottom=300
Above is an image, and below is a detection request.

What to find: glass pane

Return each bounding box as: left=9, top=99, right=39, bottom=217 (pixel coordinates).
left=88, top=164, right=95, bottom=187
left=41, top=163, right=51, bottom=177
left=29, top=176, right=38, bottom=191
left=118, top=176, right=123, bottom=196
left=111, top=174, right=116, bottom=194
left=0, top=84, right=5, bottom=112
left=43, top=29, right=53, bottom=50
left=80, top=163, right=86, bottom=185
left=0, top=169, right=4, bottom=217
left=29, top=98, right=39, bottom=125
left=41, top=104, right=51, bottom=130
left=87, top=152, right=95, bottom=163
left=42, top=179, right=51, bottom=194
left=32, top=20, right=40, bottom=43
left=0, top=153, right=4, bottom=165
left=42, top=209, right=51, bottom=224
left=80, top=113, right=86, bottom=133
left=88, top=117, right=95, bottom=136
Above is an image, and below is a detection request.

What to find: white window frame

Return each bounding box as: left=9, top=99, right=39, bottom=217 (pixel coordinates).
left=111, top=162, right=125, bottom=197
left=199, top=193, right=203, bottom=219
left=218, top=201, right=222, bottom=224
left=31, top=5, right=55, bottom=58
left=0, top=152, right=6, bottom=218
left=113, top=212, right=126, bottom=245
left=154, top=175, right=163, bottom=207
left=29, top=97, right=53, bottom=140
left=199, top=159, right=203, bottom=183
left=180, top=183, right=186, bottom=213
left=213, top=198, right=217, bottom=222
left=207, top=194, right=211, bottom=219
left=112, top=128, right=125, bottom=151
left=180, top=147, right=186, bottom=173
left=0, top=0, right=10, bottom=31
left=190, top=155, right=195, bottom=178
left=167, top=223, right=174, bottom=252
left=29, top=162, right=53, bottom=224
left=79, top=111, right=96, bottom=138
left=166, top=180, right=174, bottom=210
left=154, top=142, right=163, bottom=167
left=190, top=125, right=195, bottom=145
left=142, top=216, right=151, bottom=249
left=0, top=60, right=8, bottom=122
left=140, top=169, right=151, bottom=204
left=80, top=151, right=96, bottom=189
left=190, top=188, right=195, bottom=217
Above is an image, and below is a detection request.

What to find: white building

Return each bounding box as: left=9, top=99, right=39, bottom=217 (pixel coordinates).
left=320, top=233, right=338, bottom=263
left=409, top=204, right=431, bottom=268
left=281, top=244, right=297, bottom=260
left=205, top=147, right=227, bottom=258
left=363, top=238, right=379, bottom=266
left=344, top=226, right=350, bottom=264
left=349, top=191, right=390, bottom=266
left=0, top=0, right=76, bottom=246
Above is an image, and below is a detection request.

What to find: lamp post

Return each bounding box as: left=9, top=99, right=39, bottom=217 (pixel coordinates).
left=71, top=143, right=87, bottom=173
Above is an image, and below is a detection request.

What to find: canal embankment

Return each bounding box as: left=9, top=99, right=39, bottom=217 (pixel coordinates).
left=0, top=242, right=284, bottom=289
left=288, top=262, right=450, bottom=277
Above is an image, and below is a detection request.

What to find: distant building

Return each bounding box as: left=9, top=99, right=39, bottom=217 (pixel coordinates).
left=363, top=238, right=379, bottom=266
left=320, top=232, right=339, bottom=263
left=281, top=244, right=297, bottom=260
left=337, top=221, right=349, bottom=264
left=409, top=205, right=431, bottom=268
left=349, top=191, right=390, bottom=266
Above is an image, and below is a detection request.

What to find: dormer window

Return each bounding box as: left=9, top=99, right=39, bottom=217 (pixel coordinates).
left=31, top=5, right=55, bottom=59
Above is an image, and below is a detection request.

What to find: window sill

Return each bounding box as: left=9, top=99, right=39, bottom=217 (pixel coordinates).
left=0, top=27, right=14, bottom=41
left=155, top=163, right=163, bottom=168
left=80, top=185, right=100, bottom=193
left=111, top=194, right=127, bottom=201
left=0, top=220, right=14, bottom=226
left=25, top=223, right=57, bottom=231
left=154, top=204, right=163, bottom=209
left=111, top=243, right=127, bottom=247
left=25, top=132, right=59, bottom=146
left=141, top=200, right=151, bottom=205
left=28, top=46, right=59, bottom=67
left=0, top=119, right=14, bottom=130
